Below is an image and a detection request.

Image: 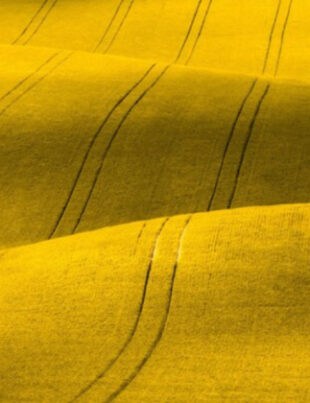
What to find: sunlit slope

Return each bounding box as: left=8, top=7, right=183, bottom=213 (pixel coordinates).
left=0, top=0, right=309, bottom=81
left=1, top=2, right=309, bottom=402
left=0, top=45, right=309, bottom=248
left=1, top=204, right=310, bottom=402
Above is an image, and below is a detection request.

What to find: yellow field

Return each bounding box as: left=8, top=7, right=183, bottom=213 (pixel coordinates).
left=0, top=1, right=309, bottom=402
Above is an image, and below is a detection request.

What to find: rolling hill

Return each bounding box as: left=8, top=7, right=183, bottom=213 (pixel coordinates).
left=1, top=204, right=310, bottom=401
left=0, top=1, right=309, bottom=401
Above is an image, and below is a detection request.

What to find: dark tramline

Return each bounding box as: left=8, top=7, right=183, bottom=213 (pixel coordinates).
left=274, top=0, right=294, bottom=75
left=104, top=215, right=192, bottom=403
left=134, top=222, right=147, bottom=254
left=227, top=84, right=270, bottom=208
left=0, top=52, right=58, bottom=103
left=0, top=53, right=70, bottom=120
left=72, top=65, right=170, bottom=234
left=23, top=0, right=59, bottom=45
left=262, top=0, right=282, bottom=74
left=207, top=78, right=257, bottom=211
left=94, top=0, right=126, bottom=52
left=12, top=0, right=49, bottom=44
left=48, top=64, right=156, bottom=239
left=185, top=0, right=214, bottom=65
left=175, top=0, right=204, bottom=62
left=208, top=0, right=293, bottom=209
left=104, top=0, right=135, bottom=53
left=70, top=218, right=169, bottom=402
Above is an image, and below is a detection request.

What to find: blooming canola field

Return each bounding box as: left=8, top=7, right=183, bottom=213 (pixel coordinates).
left=0, top=1, right=309, bottom=401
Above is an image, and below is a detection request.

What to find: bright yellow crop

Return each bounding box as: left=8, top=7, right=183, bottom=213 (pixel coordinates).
left=1, top=204, right=310, bottom=401
left=0, top=1, right=309, bottom=401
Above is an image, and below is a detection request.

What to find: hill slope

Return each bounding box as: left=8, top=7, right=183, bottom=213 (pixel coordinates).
left=0, top=45, right=309, bottom=248
left=0, top=1, right=309, bottom=402
left=1, top=204, right=310, bottom=402
left=0, top=0, right=309, bottom=81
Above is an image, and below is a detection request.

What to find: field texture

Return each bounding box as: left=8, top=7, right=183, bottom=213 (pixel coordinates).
left=0, top=1, right=309, bottom=401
